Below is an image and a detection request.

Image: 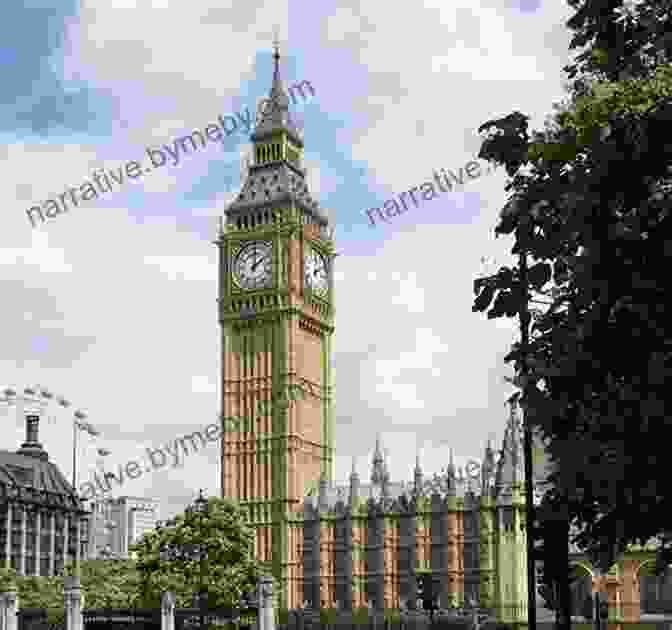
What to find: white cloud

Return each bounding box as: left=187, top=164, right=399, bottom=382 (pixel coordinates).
left=1, top=0, right=574, bottom=518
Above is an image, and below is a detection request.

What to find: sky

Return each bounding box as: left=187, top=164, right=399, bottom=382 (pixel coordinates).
left=0, top=0, right=577, bottom=522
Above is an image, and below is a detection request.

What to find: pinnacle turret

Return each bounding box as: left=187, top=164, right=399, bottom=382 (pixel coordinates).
left=349, top=457, right=360, bottom=505
left=381, top=447, right=391, bottom=500
left=413, top=449, right=423, bottom=495
left=371, top=435, right=385, bottom=485
left=481, top=439, right=496, bottom=494
left=447, top=447, right=456, bottom=478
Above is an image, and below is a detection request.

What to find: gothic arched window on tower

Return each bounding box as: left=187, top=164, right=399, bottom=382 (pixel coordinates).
left=502, top=507, right=513, bottom=530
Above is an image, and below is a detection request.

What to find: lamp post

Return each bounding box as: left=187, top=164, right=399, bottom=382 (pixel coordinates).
left=192, top=490, right=209, bottom=630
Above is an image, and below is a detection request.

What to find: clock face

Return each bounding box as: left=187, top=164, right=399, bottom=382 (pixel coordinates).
left=233, top=241, right=273, bottom=290
left=304, top=248, right=328, bottom=295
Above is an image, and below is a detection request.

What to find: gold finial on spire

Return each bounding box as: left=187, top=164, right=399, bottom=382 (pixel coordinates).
left=272, top=25, right=280, bottom=63
left=270, top=26, right=282, bottom=87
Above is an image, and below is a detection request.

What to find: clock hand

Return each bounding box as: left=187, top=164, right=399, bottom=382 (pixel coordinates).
left=251, top=255, right=265, bottom=272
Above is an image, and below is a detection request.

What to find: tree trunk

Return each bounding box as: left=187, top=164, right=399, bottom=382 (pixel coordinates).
left=557, top=518, right=572, bottom=630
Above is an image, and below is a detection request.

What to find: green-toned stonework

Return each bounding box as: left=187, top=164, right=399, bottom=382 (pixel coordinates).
left=217, top=44, right=336, bottom=614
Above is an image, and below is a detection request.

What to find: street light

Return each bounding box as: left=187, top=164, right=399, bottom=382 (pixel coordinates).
left=192, top=490, right=209, bottom=630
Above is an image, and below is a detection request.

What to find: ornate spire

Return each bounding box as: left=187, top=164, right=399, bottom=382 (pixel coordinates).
left=413, top=448, right=423, bottom=495
left=371, top=435, right=385, bottom=485
left=481, top=438, right=496, bottom=494
left=253, top=37, right=301, bottom=141
left=382, top=448, right=391, bottom=499
left=494, top=399, right=526, bottom=500
left=268, top=27, right=283, bottom=111
left=272, top=26, right=281, bottom=87
left=224, top=38, right=328, bottom=225
left=447, top=447, right=456, bottom=477
left=349, top=456, right=360, bottom=505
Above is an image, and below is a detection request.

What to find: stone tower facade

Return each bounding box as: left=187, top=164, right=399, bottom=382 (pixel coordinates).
left=216, top=44, right=335, bottom=610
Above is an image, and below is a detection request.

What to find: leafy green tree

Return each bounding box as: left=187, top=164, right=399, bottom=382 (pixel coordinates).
left=0, top=499, right=264, bottom=619
left=473, top=0, right=672, bottom=625
left=132, top=496, right=266, bottom=609
left=476, top=78, right=672, bottom=597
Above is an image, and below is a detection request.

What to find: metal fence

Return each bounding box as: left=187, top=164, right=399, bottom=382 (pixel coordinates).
left=277, top=621, right=486, bottom=630
left=278, top=623, right=672, bottom=630
left=17, top=609, right=65, bottom=630
left=174, top=605, right=258, bottom=630
left=82, top=608, right=161, bottom=630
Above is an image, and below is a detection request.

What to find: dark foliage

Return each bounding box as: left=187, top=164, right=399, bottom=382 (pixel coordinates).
left=473, top=1, right=672, bottom=629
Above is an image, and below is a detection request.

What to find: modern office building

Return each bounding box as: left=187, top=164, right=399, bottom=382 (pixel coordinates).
left=85, top=495, right=159, bottom=559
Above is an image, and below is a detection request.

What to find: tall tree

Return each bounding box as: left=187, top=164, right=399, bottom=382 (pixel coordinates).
left=472, top=0, right=672, bottom=621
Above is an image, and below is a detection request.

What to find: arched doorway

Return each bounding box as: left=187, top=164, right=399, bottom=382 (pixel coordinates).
left=638, top=560, right=672, bottom=615
left=570, top=563, right=594, bottom=620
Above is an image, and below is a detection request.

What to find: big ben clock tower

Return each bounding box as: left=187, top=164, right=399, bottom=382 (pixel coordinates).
left=215, top=43, right=335, bottom=609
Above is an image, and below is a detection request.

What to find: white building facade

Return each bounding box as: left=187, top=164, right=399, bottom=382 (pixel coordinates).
left=86, top=496, right=159, bottom=559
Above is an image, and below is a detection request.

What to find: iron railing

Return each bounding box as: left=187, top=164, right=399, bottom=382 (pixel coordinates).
left=17, top=609, right=64, bottom=630
left=82, top=608, right=162, bottom=630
